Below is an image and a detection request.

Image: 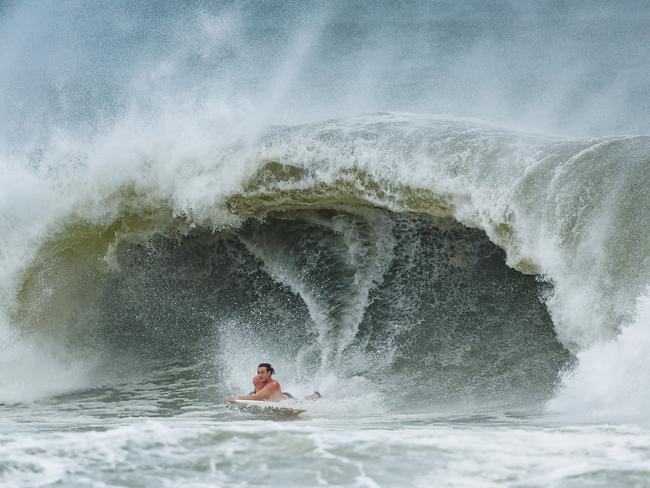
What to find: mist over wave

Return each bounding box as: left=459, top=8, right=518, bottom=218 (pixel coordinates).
left=0, top=1, right=649, bottom=424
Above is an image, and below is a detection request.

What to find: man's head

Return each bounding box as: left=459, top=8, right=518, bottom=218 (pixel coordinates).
left=256, top=363, right=275, bottom=384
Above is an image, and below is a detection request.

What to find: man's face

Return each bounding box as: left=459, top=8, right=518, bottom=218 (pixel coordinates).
left=256, top=367, right=271, bottom=383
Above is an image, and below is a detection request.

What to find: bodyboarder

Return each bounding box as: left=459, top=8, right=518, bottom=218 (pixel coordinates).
left=227, top=363, right=321, bottom=403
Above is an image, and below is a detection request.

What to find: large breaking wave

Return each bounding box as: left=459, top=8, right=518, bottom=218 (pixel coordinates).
left=2, top=0, right=650, bottom=423
left=1, top=113, right=649, bottom=420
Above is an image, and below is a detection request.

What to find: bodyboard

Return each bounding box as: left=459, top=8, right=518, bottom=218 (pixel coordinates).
left=229, top=399, right=306, bottom=417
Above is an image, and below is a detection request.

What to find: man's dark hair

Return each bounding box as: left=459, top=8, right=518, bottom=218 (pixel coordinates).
left=258, top=363, right=275, bottom=375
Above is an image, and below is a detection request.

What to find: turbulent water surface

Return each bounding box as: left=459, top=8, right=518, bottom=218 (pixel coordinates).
left=2, top=1, right=650, bottom=487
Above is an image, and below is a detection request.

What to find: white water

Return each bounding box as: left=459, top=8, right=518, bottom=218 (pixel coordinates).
left=548, top=290, right=650, bottom=423
left=2, top=366, right=650, bottom=487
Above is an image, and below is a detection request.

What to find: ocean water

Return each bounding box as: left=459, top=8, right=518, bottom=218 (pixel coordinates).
left=1, top=1, right=650, bottom=487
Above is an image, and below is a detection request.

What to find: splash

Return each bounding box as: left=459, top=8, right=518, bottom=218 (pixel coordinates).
left=547, top=290, right=650, bottom=424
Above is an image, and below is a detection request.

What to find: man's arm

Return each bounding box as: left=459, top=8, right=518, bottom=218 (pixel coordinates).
left=228, top=382, right=278, bottom=402
left=228, top=391, right=265, bottom=402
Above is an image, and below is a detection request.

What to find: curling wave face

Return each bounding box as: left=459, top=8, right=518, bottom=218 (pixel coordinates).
left=1, top=114, right=649, bottom=416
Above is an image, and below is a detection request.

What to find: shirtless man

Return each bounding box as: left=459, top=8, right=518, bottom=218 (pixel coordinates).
left=228, top=363, right=321, bottom=403
left=228, top=363, right=288, bottom=402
